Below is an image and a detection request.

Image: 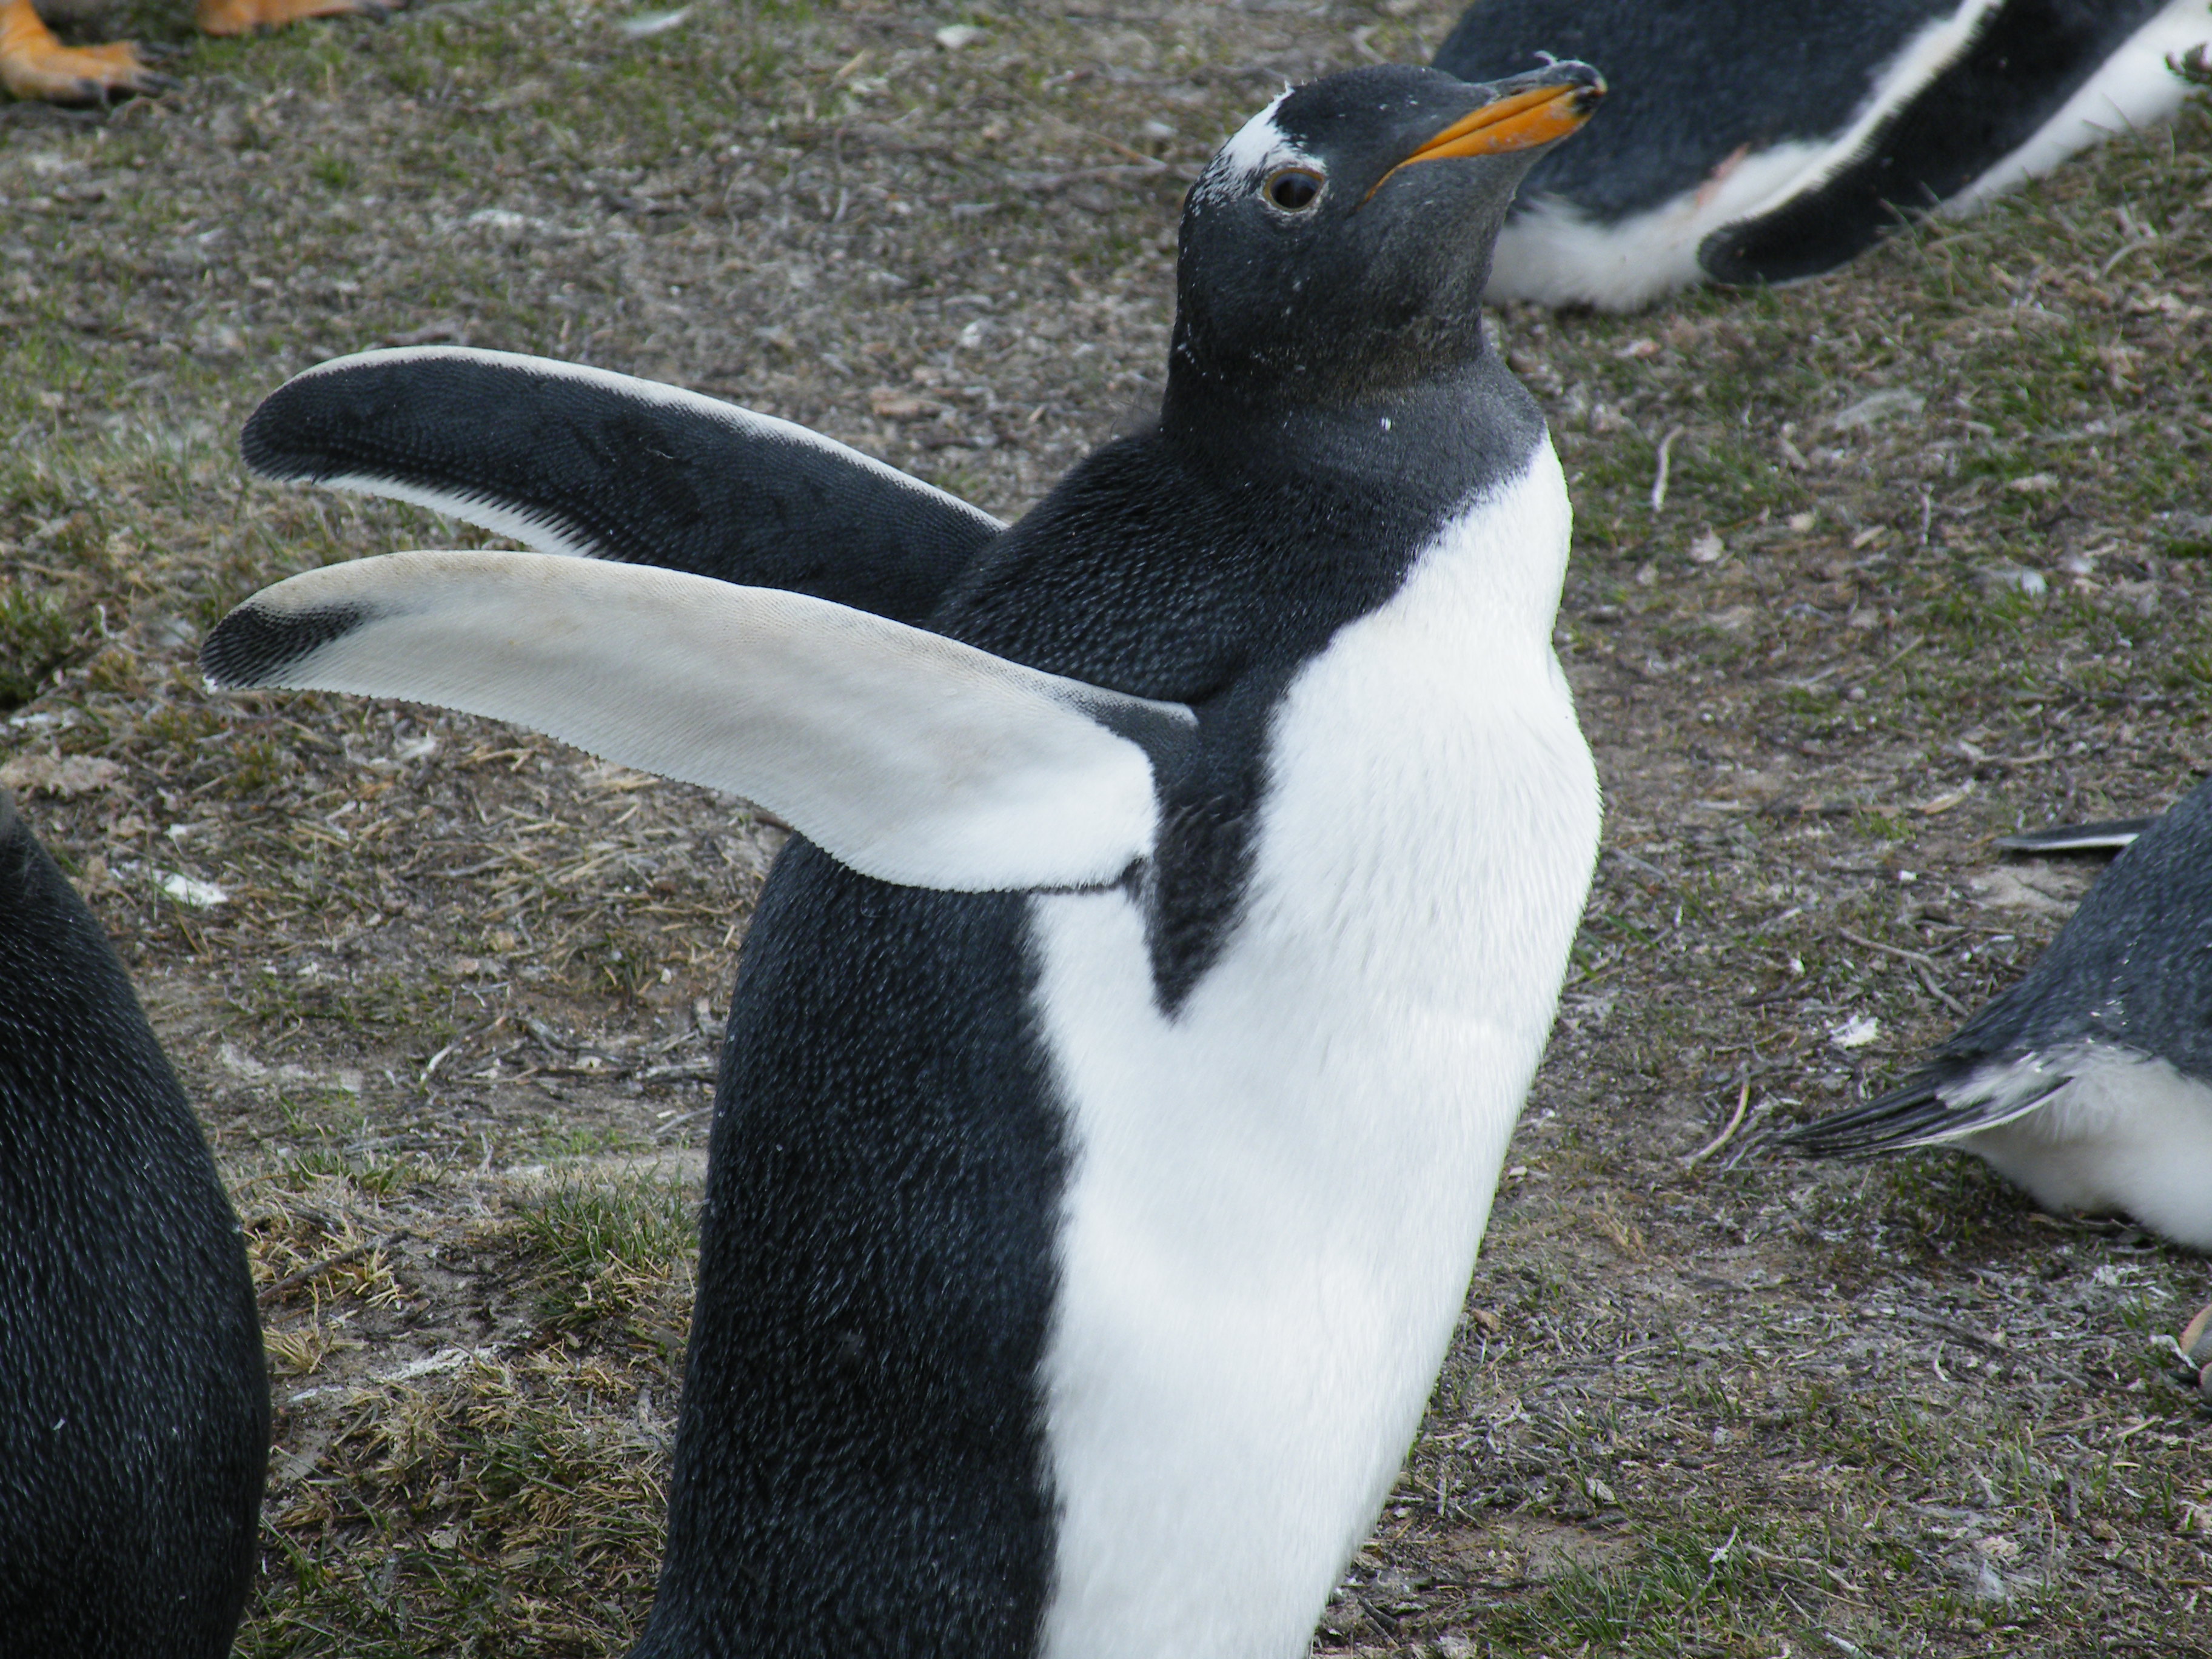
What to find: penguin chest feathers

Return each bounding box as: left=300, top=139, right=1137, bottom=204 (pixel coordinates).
left=1028, top=439, right=1601, bottom=1659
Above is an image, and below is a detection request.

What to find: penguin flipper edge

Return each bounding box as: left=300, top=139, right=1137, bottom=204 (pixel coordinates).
left=241, top=347, right=1005, bottom=626
left=203, top=549, right=1194, bottom=894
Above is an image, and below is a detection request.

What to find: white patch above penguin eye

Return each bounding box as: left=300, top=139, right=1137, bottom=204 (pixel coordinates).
left=1261, top=166, right=1326, bottom=215
left=1196, top=90, right=1327, bottom=212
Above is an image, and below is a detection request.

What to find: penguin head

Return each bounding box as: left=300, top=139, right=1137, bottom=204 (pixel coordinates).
left=1169, top=62, right=1603, bottom=408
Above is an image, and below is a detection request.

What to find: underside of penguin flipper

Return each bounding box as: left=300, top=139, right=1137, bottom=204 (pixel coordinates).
left=241, top=347, right=1005, bottom=626
left=203, top=549, right=1195, bottom=893
left=1775, top=1051, right=2073, bottom=1158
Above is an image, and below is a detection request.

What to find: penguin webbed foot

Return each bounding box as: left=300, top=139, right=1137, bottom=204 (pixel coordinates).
left=2172, top=1302, right=2212, bottom=1404
left=192, top=0, right=406, bottom=36
left=0, top=0, right=172, bottom=102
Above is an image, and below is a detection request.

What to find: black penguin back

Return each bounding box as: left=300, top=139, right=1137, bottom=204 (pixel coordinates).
left=1934, top=774, right=2212, bottom=1081
left=0, top=788, right=268, bottom=1659
left=635, top=843, right=1064, bottom=1659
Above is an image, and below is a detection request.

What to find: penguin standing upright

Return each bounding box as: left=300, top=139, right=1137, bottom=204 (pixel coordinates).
left=1435, top=0, right=2212, bottom=309
left=203, top=60, right=1606, bottom=1659
left=1780, top=771, right=2212, bottom=1252
left=0, top=785, right=268, bottom=1658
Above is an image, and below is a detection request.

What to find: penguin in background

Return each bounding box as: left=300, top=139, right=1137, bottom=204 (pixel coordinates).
left=0, top=784, right=268, bottom=1658
left=1434, top=0, right=2212, bottom=310
left=204, top=59, right=1606, bottom=1659
left=1779, top=773, right=2212, bottom=1252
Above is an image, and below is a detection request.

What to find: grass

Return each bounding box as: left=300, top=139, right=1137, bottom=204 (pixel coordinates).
left=513, top=1170, right=695, bottom=1332
left=244, top=1350, right=673, bottom=1658
left=0, top=581, right=78, bottom=707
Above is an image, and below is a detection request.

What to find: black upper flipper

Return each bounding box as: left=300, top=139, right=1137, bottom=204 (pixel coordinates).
left=241, top=347, right=1005, bottom=628
left=1700, top=0, right=2172, bottom=284
left=1432, top=0, right=1954, bottom=223
left=1996, top=814, right=2153, bottom=854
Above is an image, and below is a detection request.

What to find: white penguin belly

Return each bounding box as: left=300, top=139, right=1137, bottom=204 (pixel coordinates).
left=1962, top=1047, right=2212, bottom=1252
left=1030, top=447, right=1601, bottom=1659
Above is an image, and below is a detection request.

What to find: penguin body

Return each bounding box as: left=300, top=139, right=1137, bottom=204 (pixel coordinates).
left=1781, top=773, right=2212, bottom=1250
left=1436, top=0, right=2209, bottom=309
left=207, top=61, right=1605, bottom=1659
left=1025, top=447, right=1592, bottom=1659
left=0, top=786, right=268, bottom=1658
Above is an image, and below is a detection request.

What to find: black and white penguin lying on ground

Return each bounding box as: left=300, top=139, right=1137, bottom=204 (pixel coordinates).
left=204, top=60, right=1606, bottom=1658
left=1780, top=771, right=2212, bottom=1252
left=0, top=785, right=267, bottom=1657
left=1434, top=0, right=2212, bottom=309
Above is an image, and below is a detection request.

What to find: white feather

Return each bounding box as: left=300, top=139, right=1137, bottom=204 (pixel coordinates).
left=1946, top=1043, right=2212, bottom=1250
left=1034, top=444, right=1600, bottom=1659
left=207, top=551, right=1188, bottom=893
left=1193, top=91, right=1316, bottom=210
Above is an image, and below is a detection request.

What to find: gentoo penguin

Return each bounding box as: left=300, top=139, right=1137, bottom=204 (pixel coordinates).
left=203, top=59, right=1606, bottom=1659
left=0, top=785, right=268, bottom=1655
left=1779, top=771, right=2212, bottom=1251
left=1, top=0, right=397, bottom=105
left=1435, top=0, right=2212, bottom=309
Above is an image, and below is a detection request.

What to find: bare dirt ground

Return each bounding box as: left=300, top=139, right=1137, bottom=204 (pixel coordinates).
left=4, top=0, right=2210, bottom=1653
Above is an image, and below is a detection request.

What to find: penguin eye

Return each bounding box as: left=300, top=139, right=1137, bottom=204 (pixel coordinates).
left=1262, top=167, right=1324, bottom=213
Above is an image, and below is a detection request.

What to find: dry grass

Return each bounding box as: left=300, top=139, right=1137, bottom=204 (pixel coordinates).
left=4, top=0, right=2210, bottom=1653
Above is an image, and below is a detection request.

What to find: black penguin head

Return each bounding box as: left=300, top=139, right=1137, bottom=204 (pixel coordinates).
left=1168, top=62, right=1603, bottom=411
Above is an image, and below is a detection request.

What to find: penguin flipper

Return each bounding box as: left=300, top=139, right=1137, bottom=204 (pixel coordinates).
left=203, top=549, right=1194, bottom=893
left=1994, top=816, right=2154, bottom=854
left=1775, top=1051, right=2073, bottom=1158
left=241, top=347, right=1005, bottom=627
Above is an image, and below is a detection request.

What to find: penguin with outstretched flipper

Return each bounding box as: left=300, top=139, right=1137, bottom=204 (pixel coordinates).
left=206, top=61, right=1607, bottom=1659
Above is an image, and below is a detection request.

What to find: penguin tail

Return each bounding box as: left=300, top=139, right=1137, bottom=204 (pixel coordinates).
left=1773, top=1050, right=2074, bottom=1159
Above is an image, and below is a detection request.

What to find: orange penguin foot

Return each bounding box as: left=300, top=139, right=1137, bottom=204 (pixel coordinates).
left=193, top=0, right=404, bottom=36
left=0, top=0, right=171, bottom=101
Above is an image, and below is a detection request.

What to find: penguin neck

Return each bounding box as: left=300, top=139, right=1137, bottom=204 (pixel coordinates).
left=1158, top=344, right=1549, bottom=531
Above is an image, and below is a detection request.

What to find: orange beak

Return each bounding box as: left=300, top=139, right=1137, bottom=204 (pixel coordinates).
left=1365, top=74, right=1606, bottom=202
